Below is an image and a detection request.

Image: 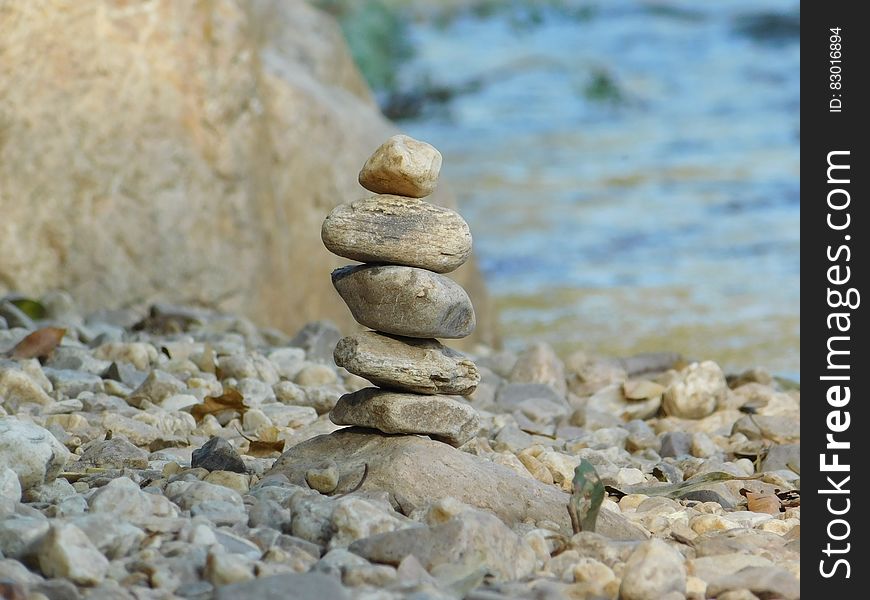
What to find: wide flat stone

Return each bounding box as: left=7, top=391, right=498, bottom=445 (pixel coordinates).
left=334, top=331, right=479, bottom=395
left=331, top=265, right=475, bottom=339
left=330, top=388, right=480, bottom=446
left=321, top=195, right=471, bottom=273
left=357, top=134, right=442, bottom=198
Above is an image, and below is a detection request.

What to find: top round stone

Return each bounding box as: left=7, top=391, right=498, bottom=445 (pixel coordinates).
left=358, top=135, right=442, bottom=198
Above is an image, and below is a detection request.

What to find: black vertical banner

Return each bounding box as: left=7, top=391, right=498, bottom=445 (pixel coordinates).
left=803, top=3, right=868, bottom=596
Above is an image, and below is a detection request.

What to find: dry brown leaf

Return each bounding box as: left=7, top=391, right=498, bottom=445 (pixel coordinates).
left=745, top=490, right=782, bottom=515
left=191, top=389, right=247, bottom=422
left=10, top=327, right=66, bottom=359
left=246, top=439, right=285, bottom=457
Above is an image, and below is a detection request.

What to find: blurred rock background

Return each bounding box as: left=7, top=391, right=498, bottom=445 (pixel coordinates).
left=0, top=0, right=495, bottom=347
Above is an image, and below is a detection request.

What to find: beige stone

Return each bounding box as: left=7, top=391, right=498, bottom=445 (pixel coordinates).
left=267, top=428, right=573, bottom=533
left=38, top=523, right=109, bottom=586
left=663, top=361, right=727, bottom=419
left=330, top=388, right=480, bottom=446
left=332, top=265, right=475, bottom=339
left=358, top=135, right=442, bottom=198
left=333, top=331, right=479, bottom=395
left=509, top=342, right=567, bottom=396
left=322, top=195, right=472, bottom=273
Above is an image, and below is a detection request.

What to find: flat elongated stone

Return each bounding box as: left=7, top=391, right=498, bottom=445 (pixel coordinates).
left=329, top=388, right=480, bottom=446
left=334, top=332, right=479, bottom=395
left=331, top=265, right=475, bottom=339
left=358, top=135, right=442, bottom=198
left=321, top=195, right=472, bottom=273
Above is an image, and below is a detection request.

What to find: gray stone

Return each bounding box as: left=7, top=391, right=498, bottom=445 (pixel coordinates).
left=191, top=437, right=246, bottom=473
left=585, top=383, right=661, bottom=422
left=77, top=437, right=149, bottom=469
left=707, top=566, right=799, bottom=600
left=214, top=572, right=349, bottom=600
left=508, top=342, right=566, bottom=396
left=619, top=539, right=686, bottom=600
left=70, top=514, right=145, bottom=560
left=268, top=347, right=307, bottom=379
left=330, top=388, right=481, bottom=447
left=732, top=415, right=800, bottom=444
left=358, top=134, right=442, bottom=198
left=761, top=443, right=800, bottom=473
left=267, top=429, right=574, bottom=534
left=128, top=369, right=186, bottom=408
left=289, top=321, right=342, bottom=365
left=659, top=431, right=693, bottom=458
left=0, top=418, right=70, bottom=490
left=496, top=383, right=570, bottom=423
left=0, top=517, right=49, bottom=559
left=248, top=499, right=293, bottom=532
left=44, top=346, right=112, bottom=375
left=332, top=265, right=475, bottom=339
left=192, top=500, right=248, bottom=526
left=322, top=195, right=471, bottom=273
left=329, top=496, right=413, bottom=549
left=165, top=480, right=244, bottom=512
left=0, top=367, right=54, bottom=408
left=334, top=332, right=479, bottom=395
left=0, top=467, right=21, bottom=502
left=38, top=523, right=109, bottom=586
left=100, top=361, right=148, bottom=389
left=688, top=554, right=774, bottom=584
left=348, top=506, right=534, bottom=581
left=42, top=367, right=105, bottom=397
left=217, top=352, right=279, bottom=385
left=88, top=477, right=179, bottom=522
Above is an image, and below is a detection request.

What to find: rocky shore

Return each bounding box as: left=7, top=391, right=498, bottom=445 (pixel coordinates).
left=0, top=291, right=799, bottom=600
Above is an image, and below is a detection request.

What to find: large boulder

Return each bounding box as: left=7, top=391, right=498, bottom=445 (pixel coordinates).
left=267, top=427, right=647, bottom=542
left=0, top=0, right=493, bottom=347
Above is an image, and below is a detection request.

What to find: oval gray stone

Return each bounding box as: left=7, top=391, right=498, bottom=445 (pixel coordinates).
left=321, top=195, right=472, bottom=273
left=329, top=388, right=481, bottom=446
left=334, top=332, right=480, bottom=395
left=331, top=265, right=475, bottom=339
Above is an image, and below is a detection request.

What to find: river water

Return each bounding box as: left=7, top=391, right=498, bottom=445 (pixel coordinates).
left=393, top=0, right=800, bottom=377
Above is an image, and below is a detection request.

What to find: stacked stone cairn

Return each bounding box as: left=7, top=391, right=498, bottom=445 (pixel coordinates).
left=320, top=135, right=482, bottom=446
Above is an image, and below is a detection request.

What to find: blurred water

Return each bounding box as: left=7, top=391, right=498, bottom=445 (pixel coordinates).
left=396, top=0, right=799, bottom=377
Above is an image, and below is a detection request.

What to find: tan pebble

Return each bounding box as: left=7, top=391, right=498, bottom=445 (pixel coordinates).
left=619, top=494, right=650, bottom=512
left=690, top=514, right=740, bottom=534
left=760, top=517, right=799, bottom=535
left=204, top=551, right=254, bottom=586
left=305, top=460, right=339, bottom=494
left=623, top=379, right=665, bottom=400
left=204, top=470, right=249, bottom=493
left=518, top=453, right=554, bottom=485
left=358, top=134, right=442, bottom=198
left=294, top=364, right=337, bottom=386
left=686, top=575, right=707, bottom=599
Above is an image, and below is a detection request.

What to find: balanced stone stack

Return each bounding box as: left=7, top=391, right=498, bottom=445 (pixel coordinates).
left=321, top=135, right=481, bottom=446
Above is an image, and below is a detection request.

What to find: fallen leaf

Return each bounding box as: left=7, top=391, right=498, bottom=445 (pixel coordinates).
left=246, top=439, right=285, bottom=457
left=10, top=327, right=66, bottom=359
left=745, top=490, right=782, bottom=514
left=191, top=389, right=247, bottom=422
